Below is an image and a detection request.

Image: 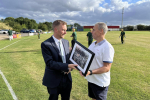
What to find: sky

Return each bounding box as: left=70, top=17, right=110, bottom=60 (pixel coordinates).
left=0, top=0, right=150, bottom=26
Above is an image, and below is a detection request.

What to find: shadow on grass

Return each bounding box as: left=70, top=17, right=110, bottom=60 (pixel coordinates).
left=0, top=49, right=41, bottom=54
left=111, top=43, right=122, bottom=45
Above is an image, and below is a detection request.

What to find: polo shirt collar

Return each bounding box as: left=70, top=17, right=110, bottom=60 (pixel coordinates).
left=97, top=39, right=106, bottom=46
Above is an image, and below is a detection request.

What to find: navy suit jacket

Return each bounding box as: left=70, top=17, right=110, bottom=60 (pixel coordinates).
left=41, top=36, right=72, bottom=88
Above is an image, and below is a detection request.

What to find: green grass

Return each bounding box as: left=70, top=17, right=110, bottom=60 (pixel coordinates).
left=0, top=31, right=150, bottom=100
left=0, top=75, right=13, bottom=100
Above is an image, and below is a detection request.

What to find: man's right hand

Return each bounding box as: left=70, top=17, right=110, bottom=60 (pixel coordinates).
left=68, top=64, right=78, bottom=69
left=69, top=47, right=72, bottom=52
left=79, top=71, right=90, bottom=77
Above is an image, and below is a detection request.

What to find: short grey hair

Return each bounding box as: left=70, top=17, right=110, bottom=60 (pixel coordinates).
left=95, top=22, right=108, bottom=35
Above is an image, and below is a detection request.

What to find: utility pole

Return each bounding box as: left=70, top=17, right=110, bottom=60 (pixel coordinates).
left=121, top=7, right=124, bottom=29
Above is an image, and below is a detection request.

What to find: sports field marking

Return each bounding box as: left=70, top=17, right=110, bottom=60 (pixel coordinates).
left=0, top=35, right=33, bottom=51
left=0, top=40, right=21, bottom=51
left=0, top=37, right=30, bottom=100
left=0, top=69, right=18, bottom=100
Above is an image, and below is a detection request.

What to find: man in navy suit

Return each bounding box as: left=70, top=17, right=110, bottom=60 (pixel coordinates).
left=41, top=20, right=77, bottom=100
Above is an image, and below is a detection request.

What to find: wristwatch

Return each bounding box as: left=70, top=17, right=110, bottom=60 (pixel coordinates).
left=89, top=70, right=92, bottom=75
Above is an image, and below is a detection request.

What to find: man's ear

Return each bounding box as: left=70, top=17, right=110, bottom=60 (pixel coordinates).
left=100, top=29, right=104, bottom=34
left=101, top=29, right=104, bottom=33
left=54, top=27, right=58, bottom=33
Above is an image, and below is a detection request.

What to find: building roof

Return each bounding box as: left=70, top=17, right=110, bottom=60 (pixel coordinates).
left=83, top=26, right=119, bottom=29
left=83, top=26, right=94, bottom=28
left=108, top=26, right=119, bottom=28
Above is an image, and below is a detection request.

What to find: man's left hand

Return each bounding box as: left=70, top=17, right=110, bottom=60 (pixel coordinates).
left=66, top=68, right=72, bottom=74
left=86, top=71, right=91, bottom=76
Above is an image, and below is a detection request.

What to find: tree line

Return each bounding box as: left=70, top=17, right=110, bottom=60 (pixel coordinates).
left=0, top=17, right=82, bottom=32
left=0, top=17, right=52, bottom=32
left=3, top=17, right=149, bottom=31
left=125, top=25, right=150, bottom=31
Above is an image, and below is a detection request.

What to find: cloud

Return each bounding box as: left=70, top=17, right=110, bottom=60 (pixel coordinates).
left=110, top=0, right=130, bottom=10
left=0, top=0, right=150, bottom=26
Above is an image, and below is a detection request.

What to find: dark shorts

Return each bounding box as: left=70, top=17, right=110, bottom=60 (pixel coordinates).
left=88, top=82, right=109, bottom=100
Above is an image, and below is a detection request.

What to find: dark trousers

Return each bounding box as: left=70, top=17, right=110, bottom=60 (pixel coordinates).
left=71, top=40, right=75, bottom=48
left=47, top=74, right=72, bottom=100
left=121, top=36, right=124, bottom=44
left=88, top=40, right=92, bottom=47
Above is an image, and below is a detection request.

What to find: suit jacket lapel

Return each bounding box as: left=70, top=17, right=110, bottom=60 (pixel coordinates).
left=49, top=37, right=67, bottom=62
left=49, top=37, right=64, bottom=62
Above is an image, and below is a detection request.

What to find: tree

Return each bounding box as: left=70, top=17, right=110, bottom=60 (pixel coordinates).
left=126, top=26, right=133, bottom=31
left=27, top=19, right=38, bottom=29
left=4, top=17, right=15, bottom=22
left=4, top=17, right=15, bottom=27
left=24, top=18, right=30, bottom=28
left=44, top=22, right=52, bottom=31
left=0, top=19, right=4, bottom=22
left=13, top=23, right=22, bottom=32
left=3, top=17, right=53, bottom=31
left=74, top=23, right=81, bottom=27
left=8, top=21, right=16, bottom=27
left=15, top=17, right=25, bottom=25
left=38, top=23, right=47, bottom=31
left=22, top=24, right=27, bottom=29
left=145, top=26, right=150, bottom=30
left=137, top=24, right=145, bottom=30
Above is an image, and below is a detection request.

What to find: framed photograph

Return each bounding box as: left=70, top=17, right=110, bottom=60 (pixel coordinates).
left=69, top=41, right=95, bottom=76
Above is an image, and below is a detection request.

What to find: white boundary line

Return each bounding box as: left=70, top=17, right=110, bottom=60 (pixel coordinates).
left=0, top=40, right=21, bottom=51
left=0, top=70, right=18, bottom=100
left=0, top=39, right=24, bottom=100
left=0, top=36, right=33, bottom=100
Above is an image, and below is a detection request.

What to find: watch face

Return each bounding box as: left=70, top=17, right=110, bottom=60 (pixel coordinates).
left=90, top=70, right=92, bottom=75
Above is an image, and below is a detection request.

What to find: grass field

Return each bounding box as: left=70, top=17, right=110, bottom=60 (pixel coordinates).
left=0, top=31, right=150, bottom=100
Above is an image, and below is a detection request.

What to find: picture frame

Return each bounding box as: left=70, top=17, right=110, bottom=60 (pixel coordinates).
left=69, top=41, right=95, bottom=76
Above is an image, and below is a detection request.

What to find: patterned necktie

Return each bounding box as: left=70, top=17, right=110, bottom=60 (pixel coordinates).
left=58, top=41, right=66, bottom=63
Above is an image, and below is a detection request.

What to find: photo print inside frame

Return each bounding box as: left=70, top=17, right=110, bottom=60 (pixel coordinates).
left=69, top=41, right=95, bottom=76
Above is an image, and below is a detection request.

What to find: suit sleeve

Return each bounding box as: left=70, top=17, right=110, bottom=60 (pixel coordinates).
left=41, top=42, right=69, bottom=72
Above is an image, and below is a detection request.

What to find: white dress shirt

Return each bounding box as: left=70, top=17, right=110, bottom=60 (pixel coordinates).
left=52, top=35, right=66, bottom=63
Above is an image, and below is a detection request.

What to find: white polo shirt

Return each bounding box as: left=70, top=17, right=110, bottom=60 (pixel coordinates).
left=85, top=39, right=114, bottom=87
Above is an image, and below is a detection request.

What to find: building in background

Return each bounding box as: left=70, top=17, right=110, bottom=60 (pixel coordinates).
left=77, top=26, right=83, bottom=31
left=67, top=25, right=120, bottom=31
left=108, top=26, right=120, bottom=31
left=83, top=26, right=93, bottom=31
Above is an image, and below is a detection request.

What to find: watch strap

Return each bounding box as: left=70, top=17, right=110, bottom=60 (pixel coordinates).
left=89, top=70, right=92, bottom=75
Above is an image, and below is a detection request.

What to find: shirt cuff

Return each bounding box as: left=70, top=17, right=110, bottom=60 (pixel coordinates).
left=103, top=61, right=113, bottom=63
